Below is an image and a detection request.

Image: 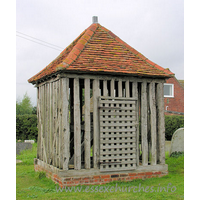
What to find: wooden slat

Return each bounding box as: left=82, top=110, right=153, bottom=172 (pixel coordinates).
left=100, top=122, right=138, bottom=127
left=149, top=82, right=157, bottom=165
left=156, top=82, right=165, bottom=164
left=41, top=85, right=46, bottom=162
left=141, top=82, right=148, bottom=166
left=100, top=160, right=136, bottom=165
left=42, top=85, right=47, bottom=163
left=103, top=80, right=108, bottom=96
left=40, top=86, right=43, bottom=161
left=110, top=79, right=115, bottom=97
left=99, top=106, right=136, bottom=111
left=103, top=79, right=109, bottom=171
left=99, top=111, right=136, bottom=116
left=49, top=82, right=53, bottom=165
left=99, top=100, right=137, bottom=105
left=45, top=84, right=48, bottom=164
left=147, top=83, right=150, bottom=163
left=132, top=82, right=139, bottom=166
left=58, top=80, right=63, bottom=169
left=53, top=81, right=57, bottom=167
left=74, top=78, right=81, bottom=170
left=84, top=78, right=91, bottom=169
left=100, top=96, right=138, bottom=101
left=93, top=79, right=100, bottom=169
left=69, top=80, right=74, bottom=126
left=46, top=83, right=50, bottom=164
left=37, top=87, right=41, bottom=160
left=100, top=128, right=136, bottom=133
left=118, top=80, right=122, bottom=97
left=101, top=144, right=136, bottom=149
left=56, top=81, right=60, bottom=168
left=100, top=117, right=136, bottom=121
left=125, top=80, right=130, bottom=97
left=100, top=133, right=136, bottom=138
left=62, top=78, right=70, bottom=170
left=100, top=150, right=136, bottom=155
left=100, top=139, right=136, bottom=144
left=42, top=84, right=45, bottom=162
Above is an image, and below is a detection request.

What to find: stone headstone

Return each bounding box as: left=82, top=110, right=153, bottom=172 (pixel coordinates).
left=170, top=128, right=184, bottom=154
left=16, top=142, right=32, bottom=155
left=25, top=140, right=35, bottom=144
left=16, top=160, right=23, bottom=164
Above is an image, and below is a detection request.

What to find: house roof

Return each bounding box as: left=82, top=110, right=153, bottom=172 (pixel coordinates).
left=28, top=22, right=174, bottom=84
left=178, top=80, right=184, bottom=88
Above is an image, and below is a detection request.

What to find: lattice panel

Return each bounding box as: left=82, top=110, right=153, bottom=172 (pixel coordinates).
left=99, top=97, right=138, bottom=172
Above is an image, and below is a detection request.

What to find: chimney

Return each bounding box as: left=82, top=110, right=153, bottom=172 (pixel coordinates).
left=92, top=16, right=98, bottom=24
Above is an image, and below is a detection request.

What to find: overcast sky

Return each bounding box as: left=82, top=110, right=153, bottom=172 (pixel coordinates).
left=16, top=0, right=184, bottom=106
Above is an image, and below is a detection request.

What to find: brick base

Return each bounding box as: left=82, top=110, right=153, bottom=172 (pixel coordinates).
left=34, top=164, right=168, bottom=188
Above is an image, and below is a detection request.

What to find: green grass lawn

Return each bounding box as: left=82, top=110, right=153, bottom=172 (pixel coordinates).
left=16, top=144, right=184, bottom=200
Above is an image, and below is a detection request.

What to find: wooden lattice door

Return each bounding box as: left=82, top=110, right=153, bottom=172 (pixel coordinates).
left=99, top=97, right=138, bottom=172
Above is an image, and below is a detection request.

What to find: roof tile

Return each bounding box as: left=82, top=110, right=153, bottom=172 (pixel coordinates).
left=28, top=23, right=174, bottom=83
left=76, top=43, right=85, bottom=51
left=85, top=29, right=94, bottom=36
left=146, top=59, right=155, bottom=66
left=82, top=34, right=91, bottom=41
left=88, top=23, right=98, bottom=31
left=78, top=38, right=88, bottom=46
left=108, top=31, right=117, bottom=38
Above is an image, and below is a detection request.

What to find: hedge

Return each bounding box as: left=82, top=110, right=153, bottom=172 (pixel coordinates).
left=16, top=114, right=38, bottom=141
left=165, top=115, right=184, bottom=141
left=138, top=115, right=183, bottom=142
left=16, top=114, right=183, bottom=142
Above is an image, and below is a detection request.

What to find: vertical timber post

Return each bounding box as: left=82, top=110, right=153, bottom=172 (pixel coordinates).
left=62, top=77, right=70, bottom=170
left=84, top=78, right=91, bottom=169
left=125, top=80, right=130, bottom=97
left=157, top=82, right=165, bottom=164
left=74, top=78, right=81, bottom=170
left=37, top=87, right=41, bottom=160
left=49, top=82, right=53, bottom=165
left=132, top=82, right=139, bottom=166
left=110, top=79, right=115, bottom=97
left=93, top=79, right=100, bottom=169
left=59, top=79, right=63, bottom=168
left=149, top=82, right=157, bottom=165
left=118, top=80, right=122, bottom=97
left=141, top=81, right=148, bottom=166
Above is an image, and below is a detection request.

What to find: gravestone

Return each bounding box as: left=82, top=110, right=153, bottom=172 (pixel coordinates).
left=170, top=128, right=184, bottom=154
left=25, top=140, right=35, bottom=144
left=16, top=142, right=32, bottom=155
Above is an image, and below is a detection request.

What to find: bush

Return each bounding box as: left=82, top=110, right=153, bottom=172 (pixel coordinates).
left=170, top=151, right=184, bottom=158
left=16, top=114, right=38, bottom=141
left=165, top=115, right=184, bottom=141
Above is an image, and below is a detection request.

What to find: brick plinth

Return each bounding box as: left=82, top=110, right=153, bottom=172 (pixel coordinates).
left=34, top=163, right=168, bottom=188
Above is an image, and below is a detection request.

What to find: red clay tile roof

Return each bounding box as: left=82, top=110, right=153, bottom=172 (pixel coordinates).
left=28, top=23, right=174, bottom=83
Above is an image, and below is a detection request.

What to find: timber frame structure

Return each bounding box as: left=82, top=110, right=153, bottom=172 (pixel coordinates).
left=29, top=18, right=171, bottom=186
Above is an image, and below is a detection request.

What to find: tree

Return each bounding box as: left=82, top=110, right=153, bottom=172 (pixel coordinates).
left=16, top=92, right=33, bottom=115
left=32, top=106, right=37, bottom=115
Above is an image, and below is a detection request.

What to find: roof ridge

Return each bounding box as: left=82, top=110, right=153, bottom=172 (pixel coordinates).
left=55, top=23, right=99, bottom=72
left=174, top=77, right=184, bottom=89
left=99, top=24, right=174, bottom=76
